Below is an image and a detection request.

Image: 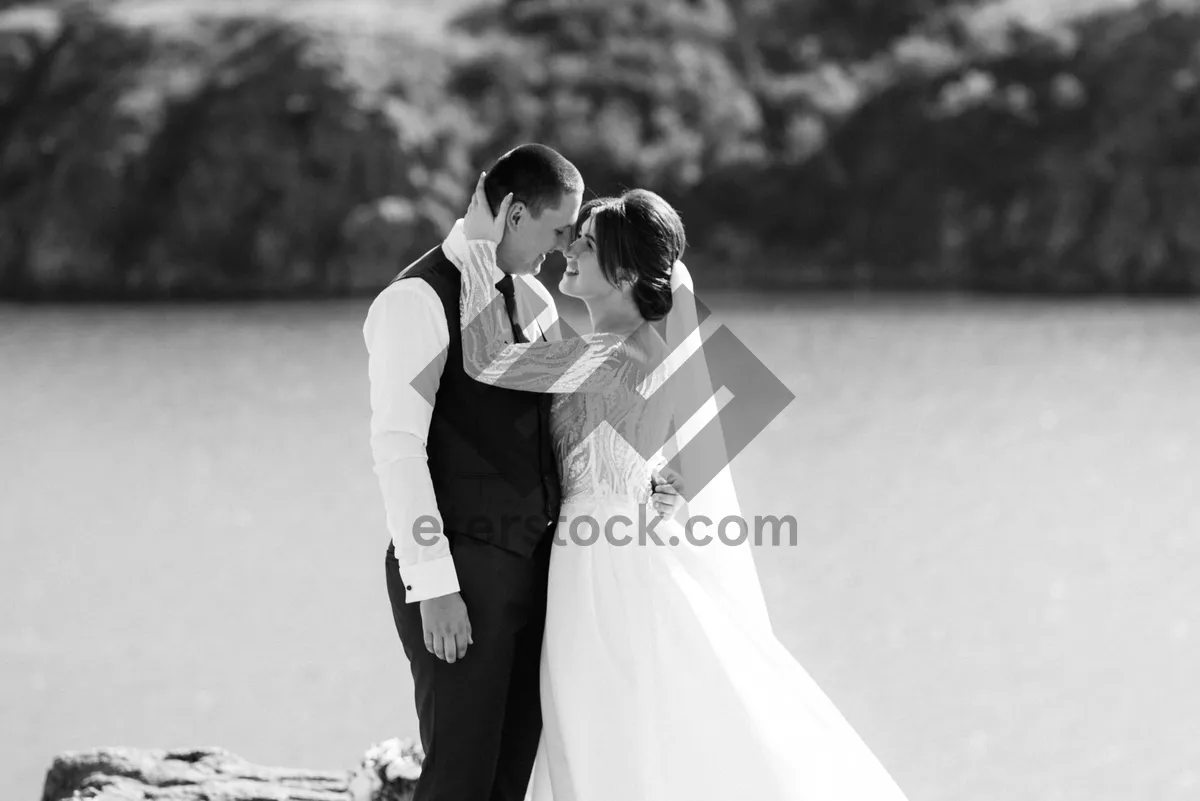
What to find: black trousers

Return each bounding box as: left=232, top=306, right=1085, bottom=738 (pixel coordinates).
left=385, top=534, right=551, bottom=801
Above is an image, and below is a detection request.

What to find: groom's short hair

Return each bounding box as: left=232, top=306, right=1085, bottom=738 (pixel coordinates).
left=484, top=144, right=583, bottom=218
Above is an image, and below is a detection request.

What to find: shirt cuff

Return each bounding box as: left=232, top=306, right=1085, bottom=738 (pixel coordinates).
left=396, top=555, right=461, bottom=603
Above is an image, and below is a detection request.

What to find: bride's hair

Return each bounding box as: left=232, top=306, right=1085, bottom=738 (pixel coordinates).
left=578, top=189, right=685, bottom=322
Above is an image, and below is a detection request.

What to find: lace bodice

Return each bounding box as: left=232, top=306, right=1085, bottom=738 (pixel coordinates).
left=548, top=370, right=673, bottom=504
left=453, top=239, right=676, bottom=504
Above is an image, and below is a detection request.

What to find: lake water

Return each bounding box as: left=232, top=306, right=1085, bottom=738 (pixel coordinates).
left=2, top=294, right=1198, bottom=800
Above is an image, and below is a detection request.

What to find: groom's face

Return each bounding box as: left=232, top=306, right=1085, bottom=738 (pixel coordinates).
left=503, top=189, right=584, bottom=275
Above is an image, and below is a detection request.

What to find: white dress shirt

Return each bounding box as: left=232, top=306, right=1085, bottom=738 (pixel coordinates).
left=363, top=221, right=560, bottom=602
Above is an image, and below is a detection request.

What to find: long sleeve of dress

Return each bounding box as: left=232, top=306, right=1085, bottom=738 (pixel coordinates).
left=458, top=239, right=628, bottom=393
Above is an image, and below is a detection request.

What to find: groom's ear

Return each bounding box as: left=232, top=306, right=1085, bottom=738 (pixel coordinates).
left=507, top=200, right=526, bottom=230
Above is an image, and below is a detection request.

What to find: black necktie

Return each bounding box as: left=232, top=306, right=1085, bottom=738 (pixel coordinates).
left=495, top=274, right=526, bottom=343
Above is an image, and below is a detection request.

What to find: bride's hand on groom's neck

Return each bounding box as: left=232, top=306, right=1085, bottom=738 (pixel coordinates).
left=463, top=171, right=513, bottom=244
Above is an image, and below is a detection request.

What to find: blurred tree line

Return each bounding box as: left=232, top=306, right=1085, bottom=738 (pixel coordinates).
left=1, top=0, right=1199, bottom=299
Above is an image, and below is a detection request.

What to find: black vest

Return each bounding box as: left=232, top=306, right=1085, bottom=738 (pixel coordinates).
left=392, top=246, right=561, bottom=556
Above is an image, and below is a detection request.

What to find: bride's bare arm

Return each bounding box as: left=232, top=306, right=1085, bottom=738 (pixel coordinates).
left=458, top=239, right=627, bottom=393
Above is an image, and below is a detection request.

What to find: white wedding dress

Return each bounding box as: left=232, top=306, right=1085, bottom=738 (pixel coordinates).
left=450, top=237, right=911, bottom=801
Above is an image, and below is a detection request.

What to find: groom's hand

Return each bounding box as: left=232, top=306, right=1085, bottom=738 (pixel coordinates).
left=651, top=467, right=686, bottom=520
left=420, top=592, right=473, bottom=664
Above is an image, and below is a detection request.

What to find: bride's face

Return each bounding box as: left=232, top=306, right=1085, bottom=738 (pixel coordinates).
left=560, top=213, right=618, bottom=301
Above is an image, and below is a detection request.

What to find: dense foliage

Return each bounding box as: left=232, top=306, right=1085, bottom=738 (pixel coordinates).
left=0, top=2, right=473, bottom=297
left=1, top=0, right=1198, bottom=297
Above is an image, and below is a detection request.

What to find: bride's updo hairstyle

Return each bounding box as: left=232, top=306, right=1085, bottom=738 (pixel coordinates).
left=579, top=189, right=685, bottom=322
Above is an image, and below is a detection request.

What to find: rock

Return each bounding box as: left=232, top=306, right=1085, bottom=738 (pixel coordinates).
left=42, top=739, right=423, bottom=801
left=0, top=3, right=471, bottom=299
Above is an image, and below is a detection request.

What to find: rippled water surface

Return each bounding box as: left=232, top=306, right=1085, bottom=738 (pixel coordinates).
left=3, top=295, right=1198, bottom=800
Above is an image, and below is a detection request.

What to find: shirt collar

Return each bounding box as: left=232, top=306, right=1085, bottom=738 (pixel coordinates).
left=442, top=218, right=506, bottom=285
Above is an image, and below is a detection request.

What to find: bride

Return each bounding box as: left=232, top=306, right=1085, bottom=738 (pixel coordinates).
left=450, top=173, right=910, bottom=800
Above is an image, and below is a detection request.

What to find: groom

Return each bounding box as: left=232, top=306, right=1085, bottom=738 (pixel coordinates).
left=364, top=144, right=584, bottom=801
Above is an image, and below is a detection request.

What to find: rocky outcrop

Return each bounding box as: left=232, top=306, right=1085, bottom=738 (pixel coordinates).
left=0, top=3, right=469, bottom=299
left=42, top=738, right=423, bottom=801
